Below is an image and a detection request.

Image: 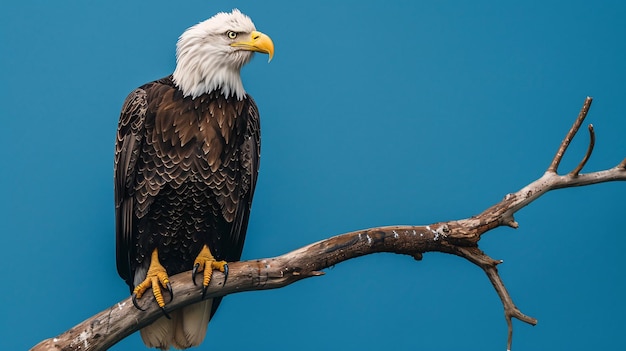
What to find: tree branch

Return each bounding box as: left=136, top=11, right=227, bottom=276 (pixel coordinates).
left=31, top=98, right=626, bottom=351
left=571, top=124, right=595, bottom=176
left=548, top=96, right=593, bottom=173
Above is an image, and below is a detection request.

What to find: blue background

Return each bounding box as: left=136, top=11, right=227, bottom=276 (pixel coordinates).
left=2, top=1, right=625, bottom=350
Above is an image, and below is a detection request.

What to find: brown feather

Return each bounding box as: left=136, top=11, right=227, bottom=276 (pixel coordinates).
left=114, top=71, right=262, bottom=350
left=114, top=75, right=260, bottom=303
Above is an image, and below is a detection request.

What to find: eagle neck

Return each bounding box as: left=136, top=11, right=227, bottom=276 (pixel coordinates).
left=172, top=61, right=246, bottom=101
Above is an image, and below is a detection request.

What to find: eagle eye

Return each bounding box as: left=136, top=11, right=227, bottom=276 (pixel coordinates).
left=227, top=31, right=238, bottom=39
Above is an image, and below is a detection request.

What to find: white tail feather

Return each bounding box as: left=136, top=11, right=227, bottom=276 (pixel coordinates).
left=171, top=299, right=213, bottom=349
left=140, top=313, right=177, bottom=350
left=138, top=299, right=212, bottom=349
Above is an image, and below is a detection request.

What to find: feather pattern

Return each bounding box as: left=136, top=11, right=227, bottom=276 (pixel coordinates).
left=114, top=75, right=260, bottom=348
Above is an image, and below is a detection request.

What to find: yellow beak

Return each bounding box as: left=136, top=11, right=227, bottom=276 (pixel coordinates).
left=230, top=30, right=275, bottom=62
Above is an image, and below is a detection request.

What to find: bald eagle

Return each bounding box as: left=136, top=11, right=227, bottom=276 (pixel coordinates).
left=114, top=9, right=273, bottom=349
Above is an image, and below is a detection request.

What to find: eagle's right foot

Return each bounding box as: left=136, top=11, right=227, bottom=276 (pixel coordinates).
left=132, top=248, right=173, bottom=318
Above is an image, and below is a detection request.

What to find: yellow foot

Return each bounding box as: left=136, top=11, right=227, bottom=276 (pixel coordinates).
left=132, top=248, right=173, bottom=318
left=192, top=245, right=229, bottom=299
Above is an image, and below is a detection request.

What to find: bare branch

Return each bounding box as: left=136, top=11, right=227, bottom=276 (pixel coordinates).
left=30, top=225, right=460, bottom=351
left=548, top=96, right=593, bottom=173
left=570, top=124, right=595, bottom=176
left=452, top=246, right=537, bottom=351
left=31, top=98, right=625, bottom=351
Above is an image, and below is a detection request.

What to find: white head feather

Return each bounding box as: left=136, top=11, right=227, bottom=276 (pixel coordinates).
left=172, top=9, right=257, bottom=100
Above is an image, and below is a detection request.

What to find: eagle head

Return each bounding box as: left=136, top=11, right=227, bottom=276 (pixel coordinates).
left=172, top=9, right=274, bottom=100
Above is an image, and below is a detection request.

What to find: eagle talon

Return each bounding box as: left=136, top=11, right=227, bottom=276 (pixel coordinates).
left=202, top=285, right=209, bottom=300
left=166, top=282, right=174, bottom=303
left=223, top=263, right=229, bottom=286
left=160, top=306, right=172, bottom=320
left=192, top=263, right=200, bottom=286
left=132, top=293, right=146, bottom=311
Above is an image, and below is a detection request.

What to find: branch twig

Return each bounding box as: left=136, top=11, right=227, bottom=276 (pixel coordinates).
left=548, top=96, right=593, bottom=173
left=31, top=98, right=626, bottom=351
left=571, top=124, right=595, bottom=176
left=453, top=246, right=537, bottom=351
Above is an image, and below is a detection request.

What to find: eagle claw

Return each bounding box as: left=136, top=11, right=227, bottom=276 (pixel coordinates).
left=223, top=263, right=229, bottom=286
left=192, top=263, right=200, bottom=286
left=166, top=282, right=174, bottom=303
left=132, top=293, right=146, bottom=311
left=160, top=306, right=172, bottom=319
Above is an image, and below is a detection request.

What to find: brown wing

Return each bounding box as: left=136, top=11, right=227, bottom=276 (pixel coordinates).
left=221, top=95, right=261, bottom=259
left=114, top=87, right=149, bottom=288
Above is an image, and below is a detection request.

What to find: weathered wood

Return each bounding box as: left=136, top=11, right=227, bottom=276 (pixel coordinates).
left=30, top=98, right=626, bottom=351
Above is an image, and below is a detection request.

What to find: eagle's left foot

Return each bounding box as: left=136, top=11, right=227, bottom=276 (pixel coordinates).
left=192, top=245, right=228, bottom=299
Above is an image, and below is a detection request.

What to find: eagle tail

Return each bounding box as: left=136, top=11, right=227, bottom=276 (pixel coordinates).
left=172, top=299, right=213, bottom=349
left=139, top=299, right=212, bottom=350
left=140, top=314, right=175, bottom=350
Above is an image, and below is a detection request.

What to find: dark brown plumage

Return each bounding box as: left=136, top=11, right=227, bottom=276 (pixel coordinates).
left=114, top=75, right=260, bottom=318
